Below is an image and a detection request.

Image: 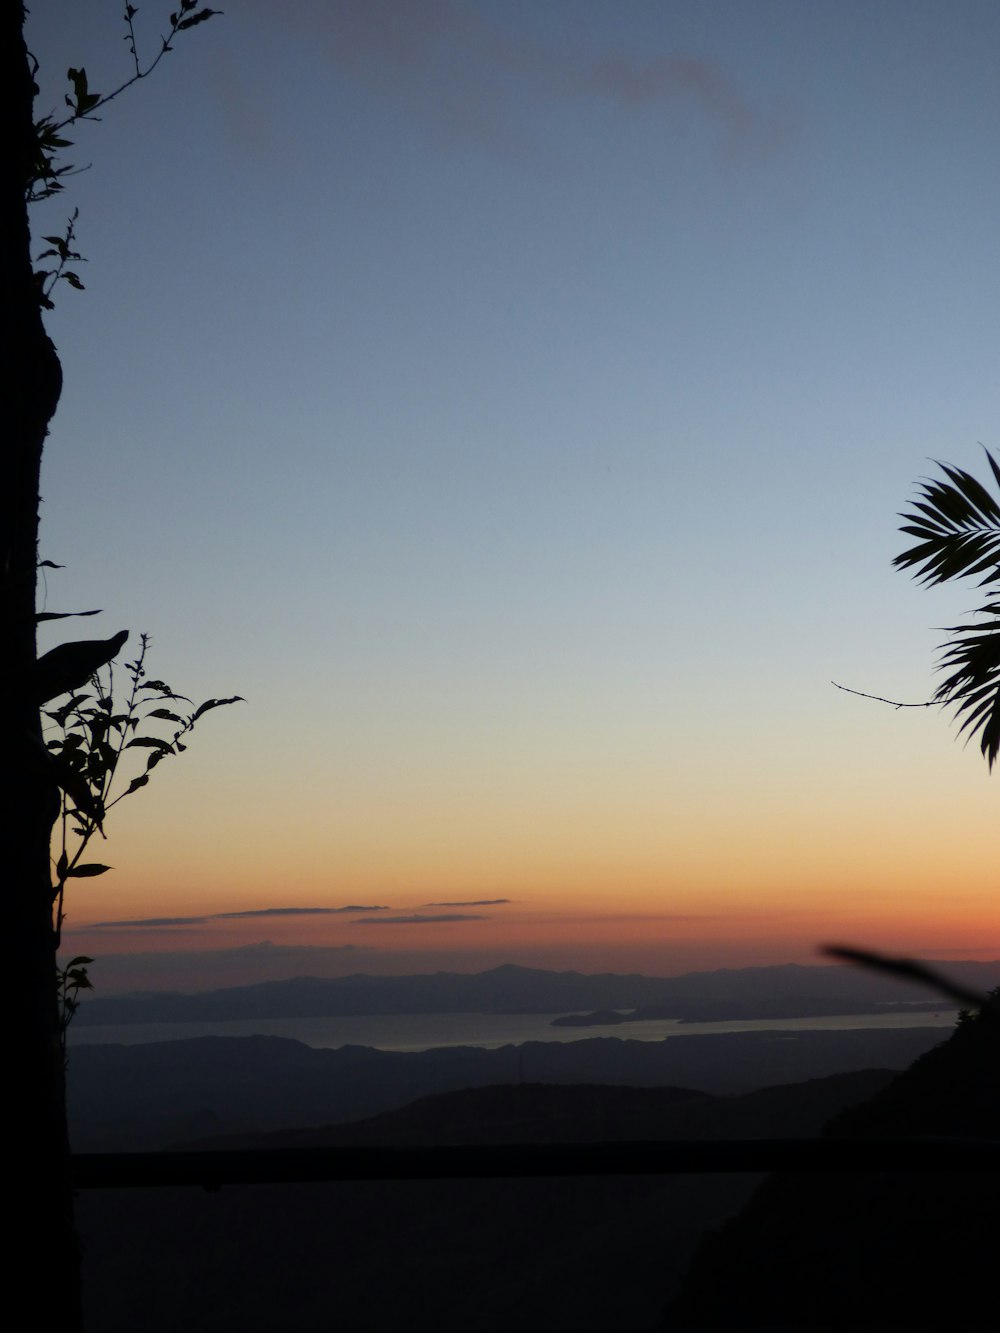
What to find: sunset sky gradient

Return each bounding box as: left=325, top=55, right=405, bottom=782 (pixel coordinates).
left=28, top=1, right=999, bottom=991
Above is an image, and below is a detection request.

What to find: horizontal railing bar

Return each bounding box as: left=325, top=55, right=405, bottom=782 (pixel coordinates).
left=73, top=1138, right=1000, bottom=1189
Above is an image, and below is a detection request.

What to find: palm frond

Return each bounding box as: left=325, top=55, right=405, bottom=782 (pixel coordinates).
left=894, top=450, right=1000, bottom=587
left=895, top=449, right=1000, bottom=771
left=933, top=602, right=1000, bottom=769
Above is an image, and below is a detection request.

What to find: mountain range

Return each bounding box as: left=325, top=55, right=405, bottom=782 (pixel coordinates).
left=72, top=958, right=999, bottom=1026
left=70, top=1024, right=949, bottom=1152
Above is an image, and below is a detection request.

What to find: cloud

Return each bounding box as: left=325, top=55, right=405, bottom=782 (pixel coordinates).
left=86, top=916, right=214, bottom=929
left=587, top=913, right=717, bottom=924
left=356, top=913, right=488, bottom=925
left=86, top=905, right=388, bottom=928
left=264, top=0, right=785, bottom=160
left=60, top=939, right=366, bottom=960
left=218, top=906, right=388, bottom=919
left=226, top=940, right=365, bottom=954
left=422, top=898, right=511, bottom=907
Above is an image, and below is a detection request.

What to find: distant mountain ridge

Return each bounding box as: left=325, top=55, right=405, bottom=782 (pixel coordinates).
left=69, top=1025, right=949, bottom=1151
left=72, top=959, right=999, bottom=1026
left=181, top=1068, right=897, bottom=1151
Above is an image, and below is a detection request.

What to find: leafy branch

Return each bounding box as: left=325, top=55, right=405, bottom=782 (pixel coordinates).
left=57, top=957, right=95, bottom=1039
left=28, top=1, right=221, bottom=301
left=33, top=207, right=84, bottom=310
left=44, top=632, right=242, bottom=1046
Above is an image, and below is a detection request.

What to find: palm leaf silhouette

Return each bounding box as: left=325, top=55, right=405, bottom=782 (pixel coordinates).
left=893, top=449, right=1000, bottom=769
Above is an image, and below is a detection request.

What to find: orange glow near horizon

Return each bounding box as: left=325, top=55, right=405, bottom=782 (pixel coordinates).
left=56, top=680, right=999, bottom=989
left=64, top=872, right=1000, bottom=987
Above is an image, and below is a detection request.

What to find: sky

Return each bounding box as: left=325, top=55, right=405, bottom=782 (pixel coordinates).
left=26, top=1, right=999, bottom=992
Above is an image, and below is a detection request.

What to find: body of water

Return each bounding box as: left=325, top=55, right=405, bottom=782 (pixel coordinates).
left=68, top=1007, right=959, bottom=1053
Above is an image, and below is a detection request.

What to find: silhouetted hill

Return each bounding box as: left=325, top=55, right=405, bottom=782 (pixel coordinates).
left=664, top=999, right=1000, bottom=1330
left=182, top=1069, right=895, bottom=1151
left=69, top=1026, right=947, bottom=1151
left=71, top=959, right=998, bottom=1026
left=77, top=1071, right=894, bottom=1332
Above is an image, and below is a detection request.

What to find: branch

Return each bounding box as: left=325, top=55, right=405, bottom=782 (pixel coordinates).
left=830, top=681, right=938, bottom=709
left=27, top=4, right=221, bottom=203
left=823, top=945, right=998, bottom=1020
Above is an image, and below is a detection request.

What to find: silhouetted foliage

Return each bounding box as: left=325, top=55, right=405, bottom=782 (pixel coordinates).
left=44, top=632, right=241, bottom=1046
left=5, top=5, right=221, bottom=1323
left=895, top=448, right=1000, bottom=769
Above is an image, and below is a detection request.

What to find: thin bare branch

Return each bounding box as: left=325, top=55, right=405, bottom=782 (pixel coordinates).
left=831, top=681, right=937, bottom=709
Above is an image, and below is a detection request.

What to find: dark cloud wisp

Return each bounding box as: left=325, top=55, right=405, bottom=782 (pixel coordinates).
left=86, top=905, right=388, bottom=929
left=422, top=898, right=511, bottom=908
left=305, top=0, right=785, bottom=159
left=356, top=913, right=488, bottom=926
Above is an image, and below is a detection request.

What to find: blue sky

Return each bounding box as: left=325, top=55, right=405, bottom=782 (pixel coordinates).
left=27, top=2, right=1000, bottom=985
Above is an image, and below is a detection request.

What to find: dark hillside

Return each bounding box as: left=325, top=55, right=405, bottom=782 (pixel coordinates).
left=182, top=1069, right=894, bottom=1150
left=78, top=1071, right=891, bottom=1331
left=664, top=1001, right=1000, bottom=1330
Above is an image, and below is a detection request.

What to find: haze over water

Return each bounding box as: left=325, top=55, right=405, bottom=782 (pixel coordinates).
left=69, top=1007, right=959, bottom=1053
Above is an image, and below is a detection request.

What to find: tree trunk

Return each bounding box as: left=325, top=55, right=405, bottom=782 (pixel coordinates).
left=3, top=3, right=82, bottom=1325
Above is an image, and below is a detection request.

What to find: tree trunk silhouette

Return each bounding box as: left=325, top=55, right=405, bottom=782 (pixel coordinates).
left=4, top=3, right=82, bottom=1325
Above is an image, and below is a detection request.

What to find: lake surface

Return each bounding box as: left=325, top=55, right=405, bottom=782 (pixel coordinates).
left=68, top=1007, right=959, bottom=1053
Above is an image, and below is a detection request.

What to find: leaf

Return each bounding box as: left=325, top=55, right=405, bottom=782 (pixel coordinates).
left=63, top=272, right=86, bottom=290
left=38, top=561, right=65, bottom=569
left=177, top=8, right=219, bottom=30
left=139, top=680, right=192, bottom=702
left=125, top=775, right=149, bottom=795
left=66, top=67, right=101, bottom=114
left=65, top=863, right=113, bottom=877
left=190, top=695, right=244, bottom=724
left=43, top=693, right=93, bottom=725
left=126, top=737, right=174, bottom=753
left=36, top=609, right=102, bottom=622
left=87, top=721, right=110, bottom=750
left=56, top=851, right=68, bottom=881
left=145, top=708, right=185, bottom=723
left=64, top=956, right=94, bottom=968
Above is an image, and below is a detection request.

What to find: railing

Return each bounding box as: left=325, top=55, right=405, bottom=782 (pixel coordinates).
left=73, top=1137, right=1000, bottom=1190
